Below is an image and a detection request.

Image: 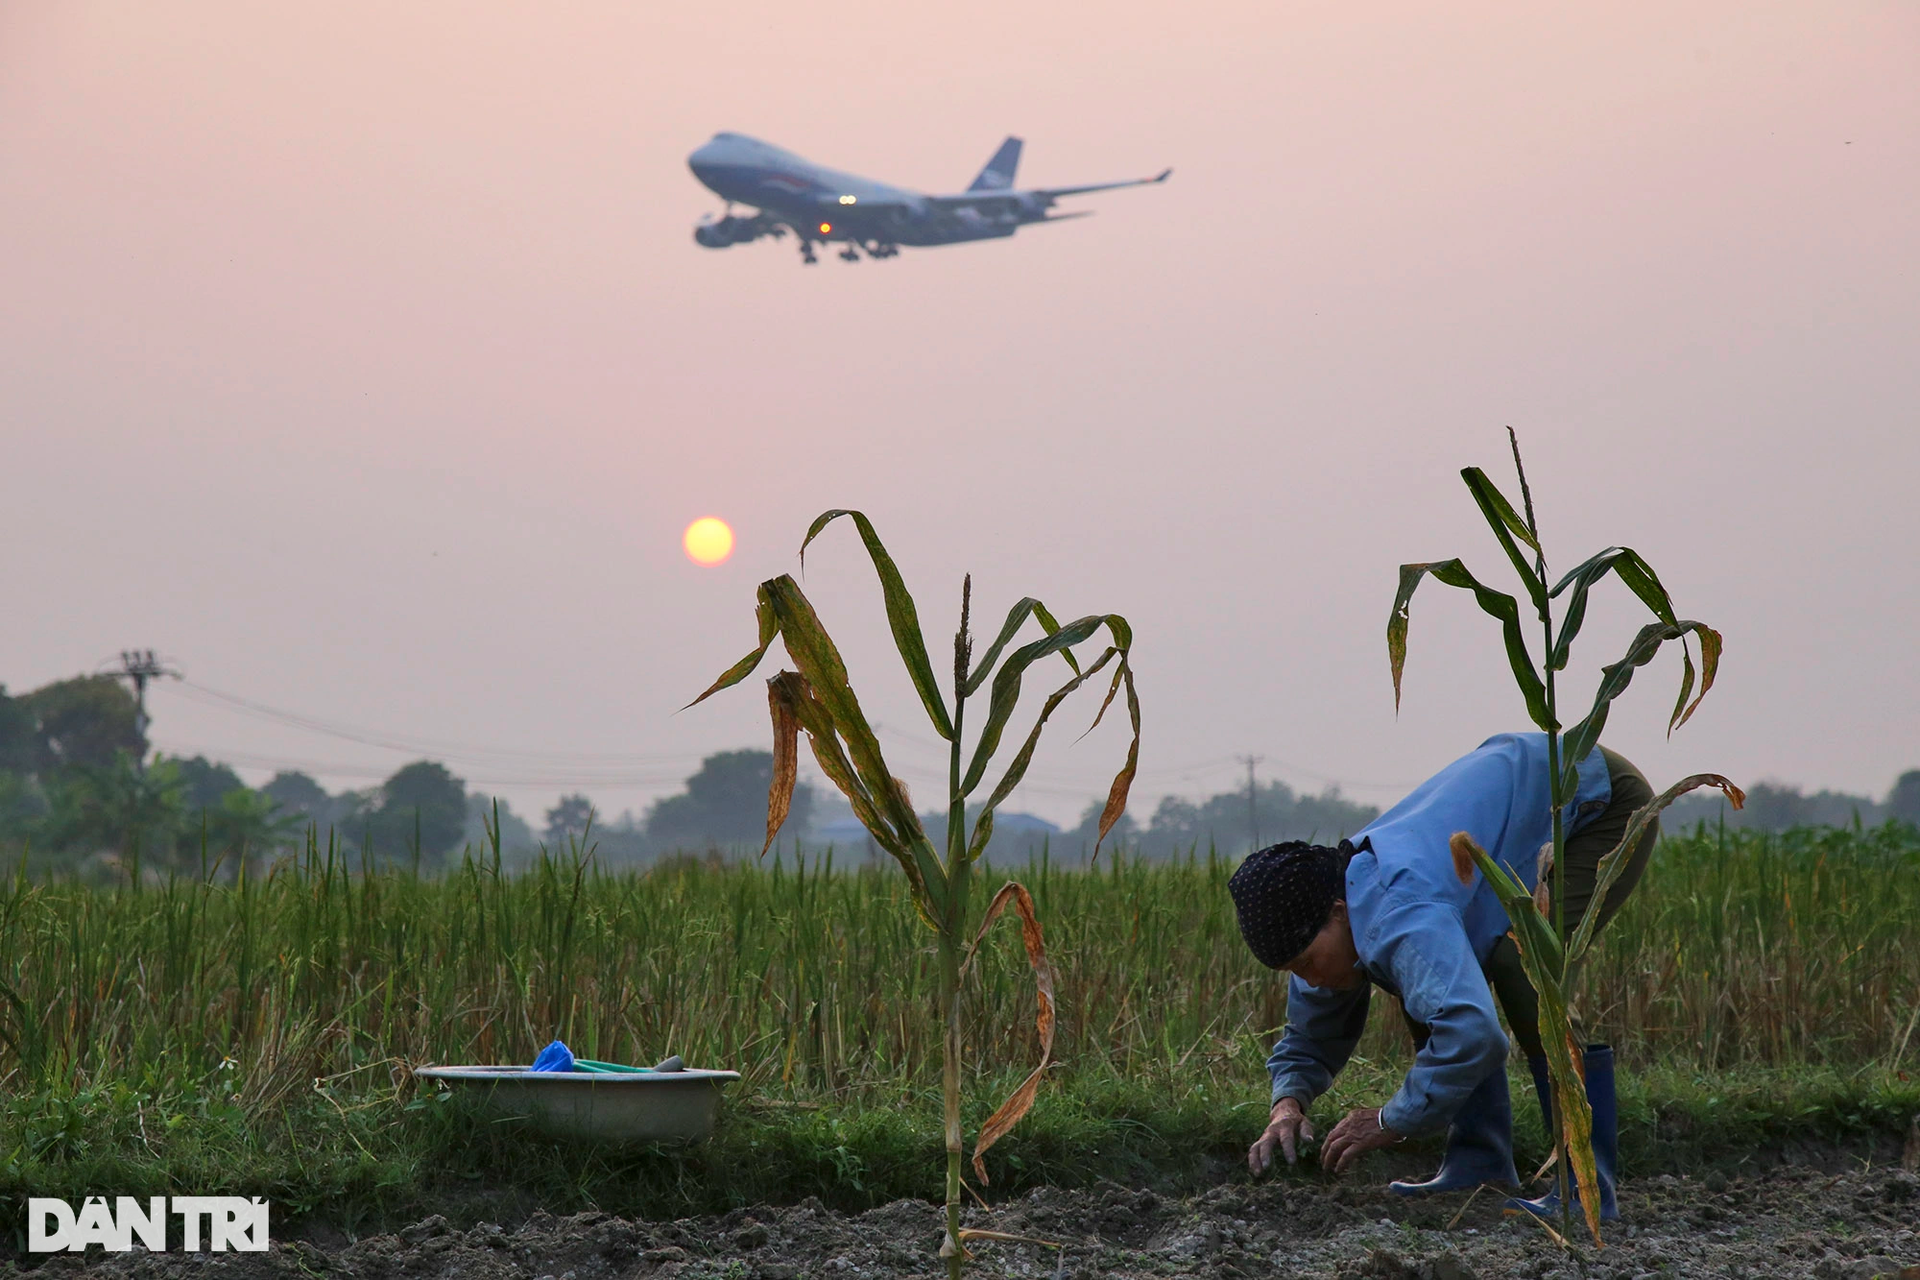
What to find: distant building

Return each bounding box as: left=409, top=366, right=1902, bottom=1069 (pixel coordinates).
left=812, top=811, right=1062, bottom=861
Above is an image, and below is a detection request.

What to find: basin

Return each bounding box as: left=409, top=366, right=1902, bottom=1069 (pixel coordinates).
left=413, top=1064, right=742, bottom=1144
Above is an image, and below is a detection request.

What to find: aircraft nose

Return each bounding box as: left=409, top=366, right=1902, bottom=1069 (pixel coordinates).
left=689, top=152, right=734, bottom=193
left=688, top=136, right=734, bottom=173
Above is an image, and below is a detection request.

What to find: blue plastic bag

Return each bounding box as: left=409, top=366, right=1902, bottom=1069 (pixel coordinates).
left=530, top=1040, right=576, bottom=1072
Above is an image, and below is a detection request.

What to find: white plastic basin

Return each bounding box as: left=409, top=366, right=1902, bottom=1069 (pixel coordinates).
left=413, top=1065, right=742, bottom=1144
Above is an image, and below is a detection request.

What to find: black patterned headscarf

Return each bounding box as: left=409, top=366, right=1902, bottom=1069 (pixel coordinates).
left=1229, top=841, right=1351, bottom=969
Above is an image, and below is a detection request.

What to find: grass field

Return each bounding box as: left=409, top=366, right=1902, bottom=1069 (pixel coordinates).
left=3, top=822, right=1917, bottom=1236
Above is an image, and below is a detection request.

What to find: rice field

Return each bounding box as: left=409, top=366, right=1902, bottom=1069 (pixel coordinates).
left=2, top=821, right=1916, bottom=1102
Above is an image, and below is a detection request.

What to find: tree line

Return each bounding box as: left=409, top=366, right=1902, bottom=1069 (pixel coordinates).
left=0, top=679, right=819, bottom=876
left=4, top=671, right=1915, bottom=878
left=0, top=676, right=529, bottom=876
left=1665, top=772, right=1920, bottom=831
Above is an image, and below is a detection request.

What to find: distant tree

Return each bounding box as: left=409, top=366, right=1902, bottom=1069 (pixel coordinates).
left=1665, top=780, right=1880, bottom=831
left=198, top=789, right=299, bottom=869
left=0, top=686, right=40, bottom=774
left=370, top=761, right=468, bottom=862
left=1064, top=798, right=1141, bottom=854
left=43, top=752, right=185, bottom=869
left=264, top=770, right=329, bottom=810
left=544, top=793, right=596, bottom=844
left=0, top=685, right=46, bottom=849
left=165, top=755, right=247, bottom=813
left=1118, top=778, right=1378, bottom=858
left=1277, top=784, right=1380, bottom=846
left=264, top=771, right=332, bottom=821
left=561, top=803, right=651, bottom=867
left=643, top=750, right=814, bottom=854
left=1145, top=795, right=1203, bottom=846
left=1886, top=771, right=1920, bottom=826
left=21, top=676, right=144, bottom=770
left=0, top=770, right=49, bottom=843
left=463, top=793, right=538, bottom=865
left=1738, top=783, right=1814, bottom=830
left=261, top=770, right=385, bottom=849
left=328, top=789, right=380, bottom=851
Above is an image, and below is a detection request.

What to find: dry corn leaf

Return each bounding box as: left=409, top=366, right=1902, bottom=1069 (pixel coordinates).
left=763, top=678, right=800, bottom=856
left=965, top=882, right=1057, bottom=1183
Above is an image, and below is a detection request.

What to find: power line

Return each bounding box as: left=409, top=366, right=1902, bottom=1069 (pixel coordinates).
left=158, top=677, right=1419, bottom=805
left=166, top=680, right=713, bottom=767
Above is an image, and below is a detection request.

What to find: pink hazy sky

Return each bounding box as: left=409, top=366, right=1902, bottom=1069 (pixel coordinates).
left=4, top=3, right=1916, bottom=830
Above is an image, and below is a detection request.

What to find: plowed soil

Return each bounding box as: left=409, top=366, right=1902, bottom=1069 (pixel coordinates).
left=8, top=1163, right=1918, bottom=1278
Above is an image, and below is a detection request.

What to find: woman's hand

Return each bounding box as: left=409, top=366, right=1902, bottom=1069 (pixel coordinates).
left=1319, top=1106, right=1403, bottom=1175
left=1248, top=1097, right=1316, bottom=1175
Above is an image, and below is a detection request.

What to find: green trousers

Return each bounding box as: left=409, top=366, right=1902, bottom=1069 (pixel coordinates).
left=1472, top=747, right=1656, bottom=1060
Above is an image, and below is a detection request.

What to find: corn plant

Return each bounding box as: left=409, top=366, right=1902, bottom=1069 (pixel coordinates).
left=1389, top=430, right=1742, bottom=1245
left=689, top=510, right=1140, bottom=1275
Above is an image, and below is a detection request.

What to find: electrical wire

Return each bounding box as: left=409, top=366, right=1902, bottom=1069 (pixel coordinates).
left=167, top=680, right=712, bottom=767
left=156, top=679, right=1416, bottom=803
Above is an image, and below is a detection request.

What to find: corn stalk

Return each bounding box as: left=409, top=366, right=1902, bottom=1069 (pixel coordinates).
left=1389, top=430, right=1741, bottom=1245
left=690, top=510, right=1140, bottom=1276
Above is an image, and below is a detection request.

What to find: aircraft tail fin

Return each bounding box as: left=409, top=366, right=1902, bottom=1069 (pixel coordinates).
left=967, top=136, right=1022, bottom=191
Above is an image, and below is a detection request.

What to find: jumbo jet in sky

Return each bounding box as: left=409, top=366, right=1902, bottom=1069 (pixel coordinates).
left=688, top=133, right=1170, bottom=264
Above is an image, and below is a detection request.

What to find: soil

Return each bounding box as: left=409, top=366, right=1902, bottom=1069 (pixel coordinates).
left=8, top=1161, right=1918, bottom=1279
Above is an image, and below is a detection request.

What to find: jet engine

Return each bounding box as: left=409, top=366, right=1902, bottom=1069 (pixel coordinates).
left=694, top=213, right=781, bottom=248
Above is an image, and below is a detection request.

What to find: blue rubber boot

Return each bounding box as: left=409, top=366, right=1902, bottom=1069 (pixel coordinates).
left=1507, top=1045, right=1619, bottom=1222
left=1387, top=1065, right=1519, bottom=1196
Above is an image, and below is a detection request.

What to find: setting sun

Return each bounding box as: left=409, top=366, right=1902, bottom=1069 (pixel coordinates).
left=682, top=517, right=734, bottom=567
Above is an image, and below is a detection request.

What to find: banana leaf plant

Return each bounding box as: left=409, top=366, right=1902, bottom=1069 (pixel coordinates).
left=689, top=510, right=1140, bottom=1277
left=1391, top=431, right=1743, bottom=1245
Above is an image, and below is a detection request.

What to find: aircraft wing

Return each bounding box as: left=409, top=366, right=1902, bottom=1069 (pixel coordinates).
left=922, top=168, right=1172, bottom=213
left=1032, top=168, right=1174, bottom=199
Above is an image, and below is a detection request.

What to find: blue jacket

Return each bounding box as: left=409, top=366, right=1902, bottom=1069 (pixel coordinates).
left=1264, top=732, right=1612, bottom=1136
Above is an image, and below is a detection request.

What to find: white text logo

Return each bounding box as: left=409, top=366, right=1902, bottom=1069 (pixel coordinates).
left=27, top=1197, right=269, bottom=1252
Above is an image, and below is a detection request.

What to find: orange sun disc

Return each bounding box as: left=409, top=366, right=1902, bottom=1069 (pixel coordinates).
left=683, top=517, right=734, bottom=567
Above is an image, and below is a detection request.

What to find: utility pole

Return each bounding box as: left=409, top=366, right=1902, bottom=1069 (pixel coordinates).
left=115, top=650, right=179, bottom=772
left=1237, top=754, right=1264, bottom=852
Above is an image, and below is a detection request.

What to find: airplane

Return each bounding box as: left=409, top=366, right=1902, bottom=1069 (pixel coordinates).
left=687, top=132, right=1171, bottom=265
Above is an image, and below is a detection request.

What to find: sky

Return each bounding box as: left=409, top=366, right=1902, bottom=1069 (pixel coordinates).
left=3, top=3, right=1916, bottom=833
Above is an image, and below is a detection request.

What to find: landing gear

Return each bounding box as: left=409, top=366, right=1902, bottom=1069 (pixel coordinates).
left=795, top=237, right=898, bottom=265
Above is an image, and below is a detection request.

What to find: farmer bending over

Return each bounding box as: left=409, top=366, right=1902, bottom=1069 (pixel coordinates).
left=1232, top=731, right=1657, bottom=1221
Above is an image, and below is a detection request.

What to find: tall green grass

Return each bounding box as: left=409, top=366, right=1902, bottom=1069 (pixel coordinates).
left=1580, top=820, right=1920, bottom=1068
left=2, top=822, right=1915, bottom=1102
left=2, top=823, right=1916, bottom=1234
